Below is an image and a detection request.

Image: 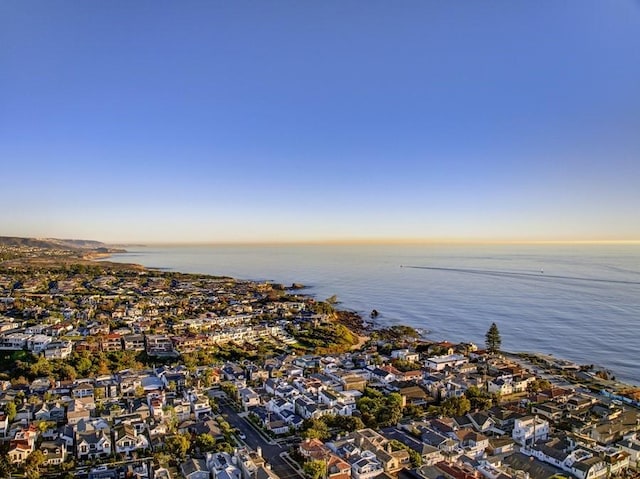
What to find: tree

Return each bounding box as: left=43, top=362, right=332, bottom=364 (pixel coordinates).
left=24, top=450, right=45, bottom=479
left=153, top=452, right=172, bottom=468
left=195, top=433, right=217, bottom=453
left=465, top=386, right=493, bottom=411
left=214, top=441, right=234, bottom=454
left=527, top=378, right=552, bottom=394
left=440, top=396, right=471, bottom=417
left=303, top=460, right=327, bottom=479
left=0, top=455, right=13, bottom=478
left=6, top=401, right=17, bottom=422
left=164, top=433, right=190, bottom=461
left=485, top=322, right=501, bottom=354
left=301, top=418, right=330, bottom=440
left=356, top=389, right=403, bottom=428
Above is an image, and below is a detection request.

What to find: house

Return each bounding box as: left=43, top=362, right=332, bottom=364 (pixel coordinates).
left=618, top=437, right=640, bottom=470
left=531, top=402, right=563, bottom=422
left=300, top=438, right=331, bottom=460
left=8, top=425, right=38, bottom=464
left=26, top=334, right=53, bottom=352
left=236, top=447, right=279, bottom=479
left=454, top=428, right=489, bottom=458
left=191, top=396, right=212, bottom=419
left=399, top=370, right=424, bottom=382
left=487, top=437, right=515, bottom=456
left=44, top=340, right=73, bottom=359
left=239, top=387, right=261, bottom=411
left=486, top=376, right=508, bottom=395
left=420, top=426, right=458, bottom=453
left=123, top=334, right=146, bottom=351
left=391, top=349, right=420, bottom=363
left=327, top=454, right=352, bottom=479
left=0, top=413, right=8, bottom=439
left=145, top=334, right=175, bottom=356
left=425, top=354, right=467, bottom=372
left=381, top=428, right=444, bottom=466
left=113, top=423, right=150, bottom=455
left=67, top=400, right=91, bottom=425
left=370, top=367, right=396, bottom=384
left=73, top=382, right=95, bottom=399
left=349, top=450, right=384, bottom=479
left=95, top=376, right=120, bottom=399
left=340, top=374, right=367, bottom=392
left=41, top=439, right=68, bottom=466
left=398, top=386, right=431, bottom=408
left=33, top=401, right=51, bottom=421
left=76, top=430, right=112, bottom=460
left=590, top=411, right=640, bottom=445
left=180, top=458, right=210, bottom=479
left=8, top=441, right=33, bottom=464
left=522, top=440, right=613, bottom=479
left=466, top=412, right=496, bottom=433
left=512, top=416, right=549, bottom=445
left=191, top=419, right=225, bottom=441
left=207, top=451, right=242, bottom=479
left=487, top=406, right=522, bottom=433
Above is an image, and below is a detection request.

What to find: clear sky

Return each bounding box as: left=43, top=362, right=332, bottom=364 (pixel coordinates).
left=1, top=1, right=639, bottom=244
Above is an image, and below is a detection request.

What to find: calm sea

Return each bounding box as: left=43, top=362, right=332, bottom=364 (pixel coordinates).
left=107, top=244, right=640, bottom=385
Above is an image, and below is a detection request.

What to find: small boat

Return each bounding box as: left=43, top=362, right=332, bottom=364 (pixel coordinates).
left=370, top=309, right=379, bottom=318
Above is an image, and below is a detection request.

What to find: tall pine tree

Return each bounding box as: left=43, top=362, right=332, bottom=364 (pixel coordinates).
left=485, top=322, right=501, bottom=354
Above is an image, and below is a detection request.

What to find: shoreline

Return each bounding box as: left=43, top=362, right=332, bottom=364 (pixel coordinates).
left=96, top=250, right=640, bottom=391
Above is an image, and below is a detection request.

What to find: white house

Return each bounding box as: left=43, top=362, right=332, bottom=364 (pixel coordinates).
left=76, top=430, right=112, bottom=460
left=350, top=451, right=384, bottom=479
left=113, top=423, right=149, bottom=455
left=512, top=416, right=549, bottom=445
left=425, top=354, right=468, bottom=371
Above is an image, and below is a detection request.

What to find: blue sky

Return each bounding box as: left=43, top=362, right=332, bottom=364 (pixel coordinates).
left=1, top=1, right=639, bottom=243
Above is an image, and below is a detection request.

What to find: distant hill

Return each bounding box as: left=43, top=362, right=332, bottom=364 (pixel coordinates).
left=0, top=236, right=126, bottom=253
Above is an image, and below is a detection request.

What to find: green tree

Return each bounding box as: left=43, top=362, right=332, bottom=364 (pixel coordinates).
left=29, top=356, right=53, bottom=379
left=221, top=382, right=238, bottom=401
left=0, top=455, right=13, bottom=478
left=440, top=396, right=471, bottom=417
left=58, top=364, right=77, bottom=381
left=6, top=401, right=17, bottom=422
left=527, top=378, right=552, bottom=394
left=485, top=322, right=501, bottom=354
left=465, top=386, right=493, bottom=411
left=195, top=433, right=217, bottom=453
left=24, top=450, right=45, bottom=479
left=214, top=441, right=234, bottom=454
left=303, top=460, right=327, bottom=479
left=164, top=433, right=190, bottom=461
left=153, top=452, right=172, bottom=468
left=302, top=418, right=330, bottom=440
left=407, top=448, right=423, bottom=467
left=356, top=389, right=403, bottom=428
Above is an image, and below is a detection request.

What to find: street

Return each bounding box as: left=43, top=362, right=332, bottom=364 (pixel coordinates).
left=218, top=399, right=303, bottom=479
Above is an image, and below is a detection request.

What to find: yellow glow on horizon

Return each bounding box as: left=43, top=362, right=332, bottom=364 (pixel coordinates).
left=129, top=237, right=640, bottom=247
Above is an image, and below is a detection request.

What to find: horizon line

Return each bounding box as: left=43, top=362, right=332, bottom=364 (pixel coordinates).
left=118, top=238, right=640, bottom=247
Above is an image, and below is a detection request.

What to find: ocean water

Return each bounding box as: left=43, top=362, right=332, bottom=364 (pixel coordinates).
left=107, top=244, right=640, bottom=384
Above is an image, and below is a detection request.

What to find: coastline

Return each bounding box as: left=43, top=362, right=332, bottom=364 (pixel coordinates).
left=96, top=249, right=640, bottom=392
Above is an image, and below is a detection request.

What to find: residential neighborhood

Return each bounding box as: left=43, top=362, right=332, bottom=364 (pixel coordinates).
left=1, top=242, right=640, bottom=479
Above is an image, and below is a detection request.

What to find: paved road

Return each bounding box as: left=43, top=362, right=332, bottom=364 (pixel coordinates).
left=218, top=400, right=303, bottom=479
